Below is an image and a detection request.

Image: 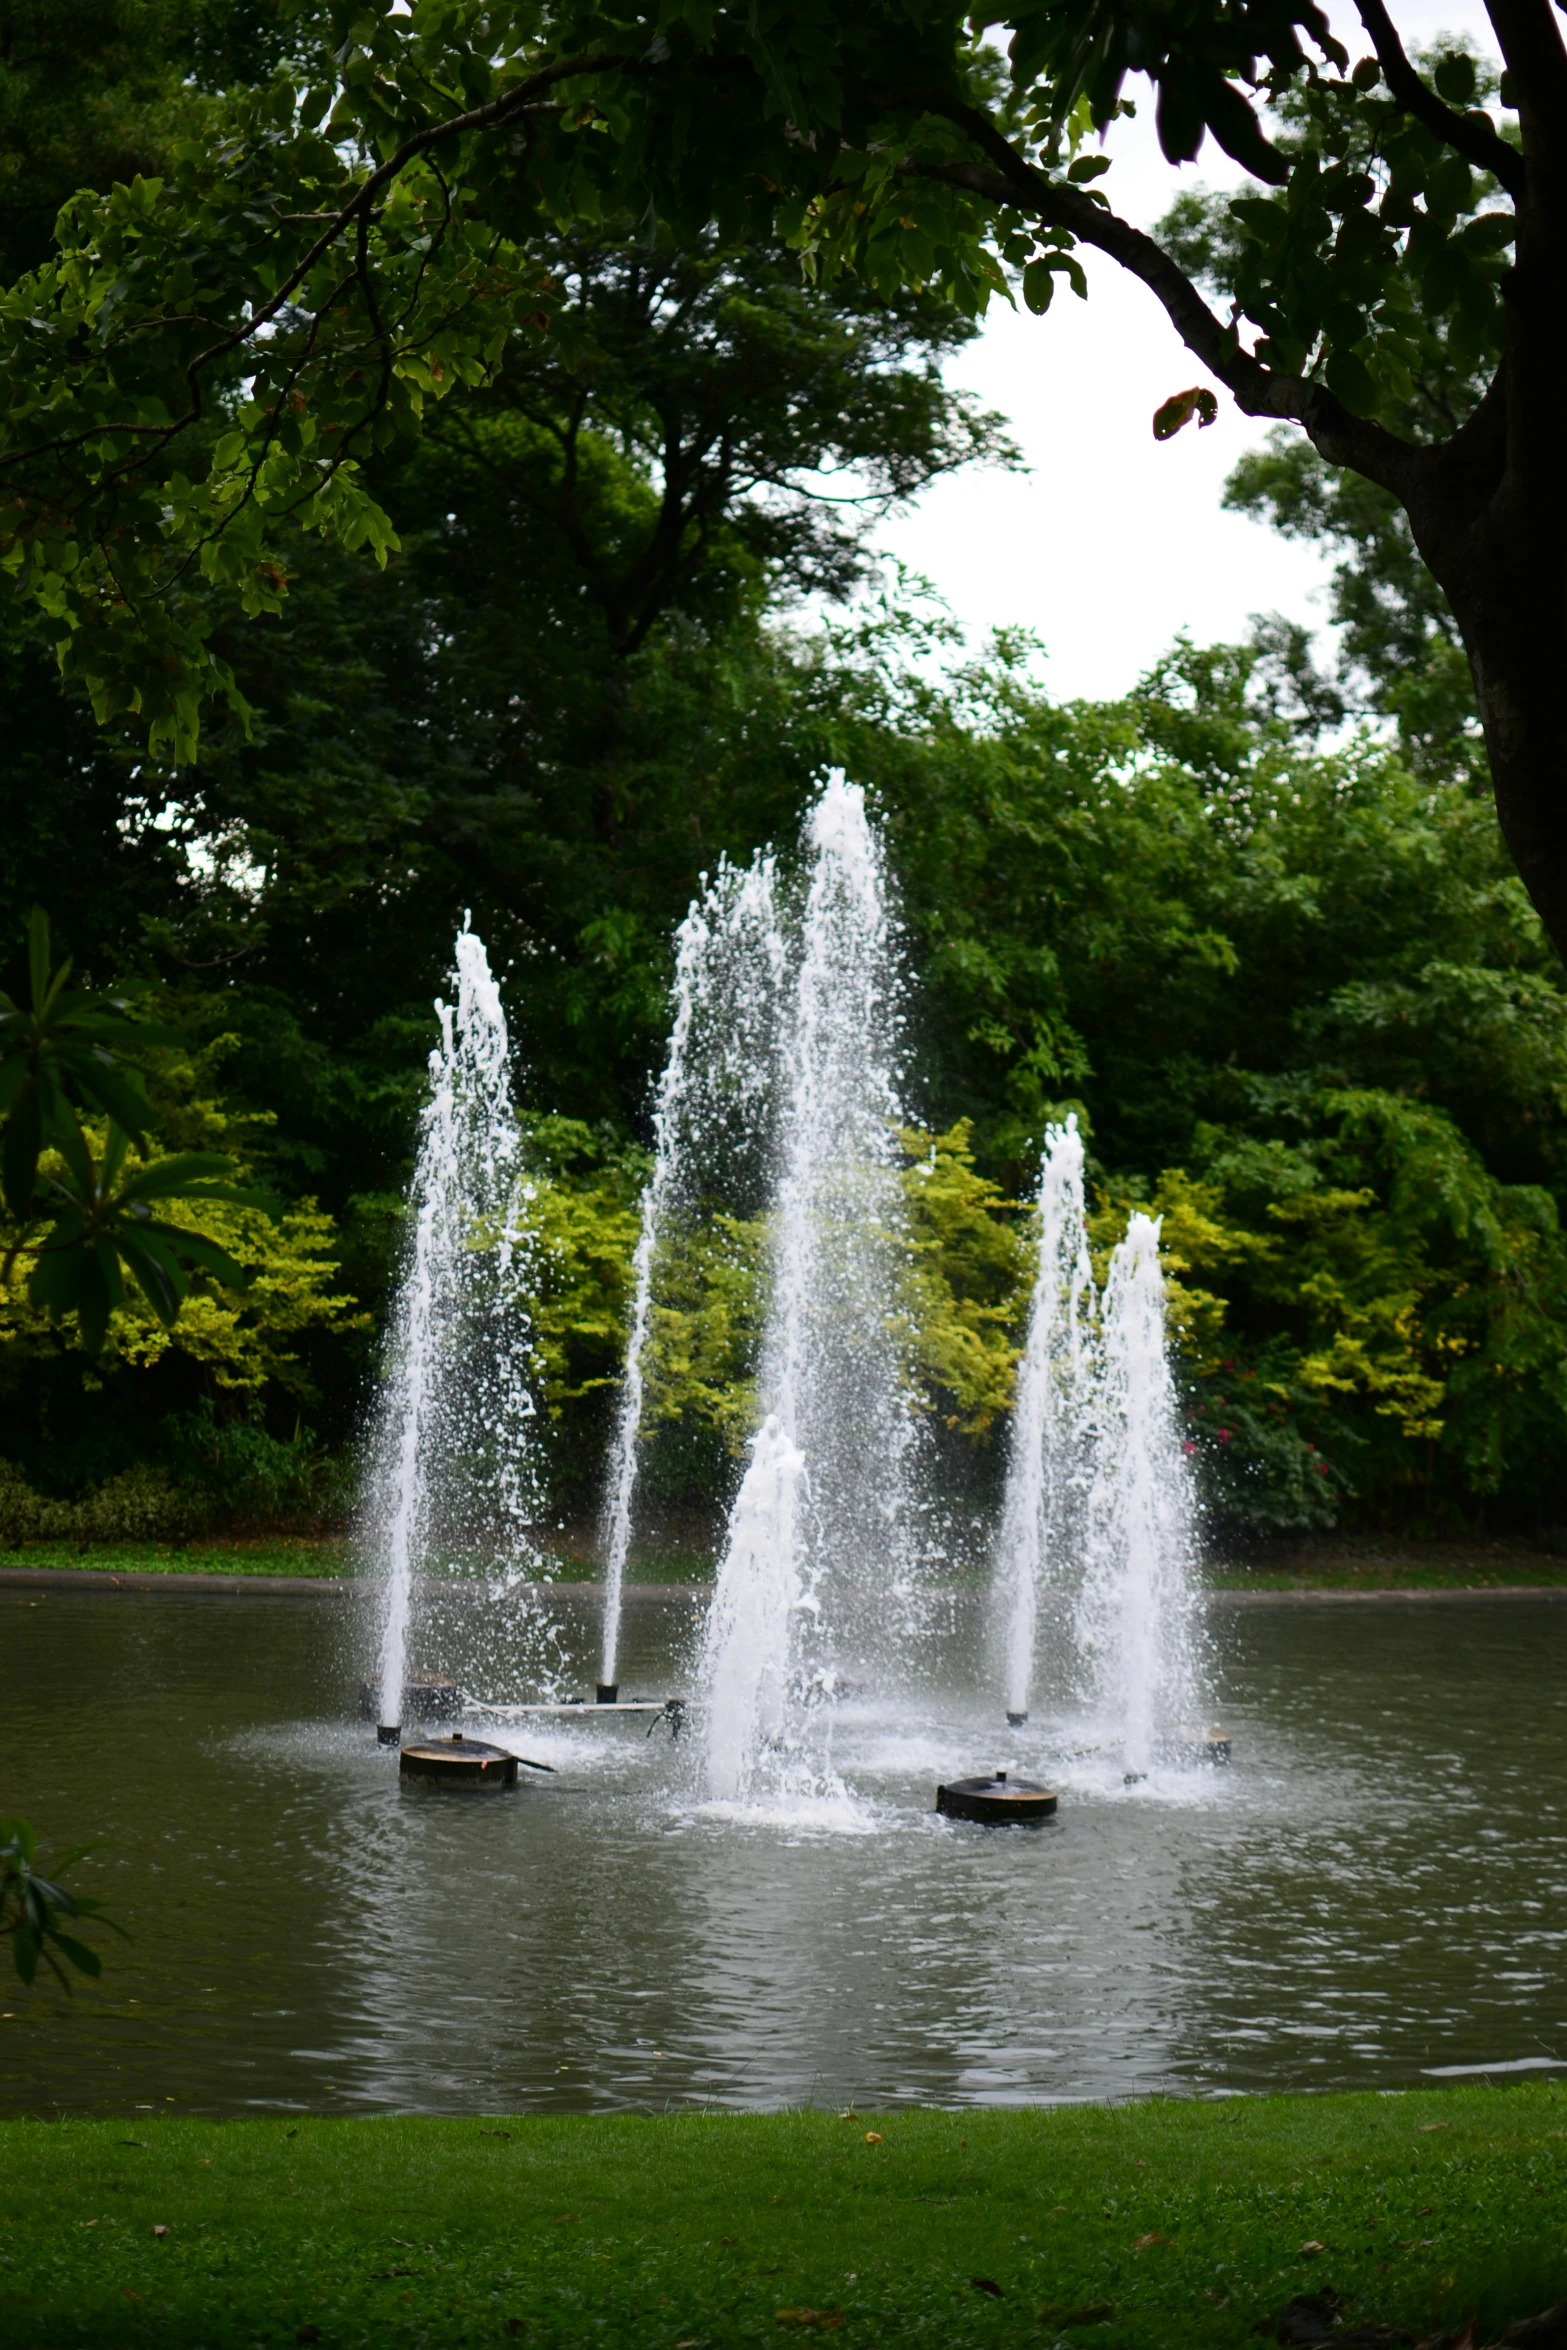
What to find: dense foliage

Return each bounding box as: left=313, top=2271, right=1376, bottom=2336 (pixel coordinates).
left=3, top=3, right=1566, bottom=1553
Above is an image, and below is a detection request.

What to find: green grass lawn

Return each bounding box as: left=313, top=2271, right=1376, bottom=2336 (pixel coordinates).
left=1, top=2088, right=1564, bottom=2348
left=0, top=1540, right=712, bottom=1584
left=1207, top=1548, right=1567, bottom=1593
left=0, top=1538, right=358, bottom=1579
left=7, top=1537, right=1567, bottom=1591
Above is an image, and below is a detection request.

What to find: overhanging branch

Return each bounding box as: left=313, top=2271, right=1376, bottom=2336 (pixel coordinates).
left=909, top=107, right=1418, bottom=496
left=1355, top=0, right=1525, bottom=195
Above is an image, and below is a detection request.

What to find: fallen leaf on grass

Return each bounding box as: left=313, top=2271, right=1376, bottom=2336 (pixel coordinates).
left=1133, top=2233, right=1168, bottom=2251
left=481, top=2129, right=512, bottom=2141
left=775, top=2310, right=843, bottom=2330
left=121, top=2290, right=141, bottom=2303
left=1416, top=2123, right=1449, bottom=2133
left=552, top=2213, right=580, bottom=2225
left=838, top=2111, right=858, bottom=2122
left=119, top=2141, right=146, bottom=2150
left=1300, top=2241, right=1326, bottom=2256
left=153, top=2225, right=169, bottom=2240
left=1037, top=2304, right=1114, bottom=2329
left=863, top=2132, right=883, bottom=2145
left=971, top=2276, right=1005, bottom=2297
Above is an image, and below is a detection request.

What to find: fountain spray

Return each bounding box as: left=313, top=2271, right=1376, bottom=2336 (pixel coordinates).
left=994, top=1114, right=1097, bottom=1727
left=598, top=856, right=783, bottom=1698
left=699, top=775, right=915, bottom=1805
left=368, top=923, right=541, bottom=1742
left=1076, top=1213, right=1201, bottom=1774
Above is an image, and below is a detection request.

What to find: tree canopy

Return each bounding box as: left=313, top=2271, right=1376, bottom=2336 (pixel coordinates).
left=5, top=3, right=1567, bottom=1556
left=2, top=0, right=1563, bottom=964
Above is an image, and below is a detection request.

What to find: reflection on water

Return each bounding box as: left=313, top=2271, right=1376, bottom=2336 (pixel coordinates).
left=0, top=1587, right=1563, bottom=2116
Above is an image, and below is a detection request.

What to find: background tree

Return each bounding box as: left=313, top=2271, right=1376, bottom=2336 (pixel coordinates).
left=2, top=0, right=1565, bottom=978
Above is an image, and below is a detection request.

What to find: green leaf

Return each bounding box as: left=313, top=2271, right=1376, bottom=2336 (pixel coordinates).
left=1021, top=258, right=1055, bottom=315
left=47, top=1932, right=102, bottom=1979
left=1324, top=345, right=1378, bottom=414
left=1432, top=51, right=1477, bottom=106
left=2, top=1082, right=41, bottom=1218
left=1153, top=386, right=1218, bottom=440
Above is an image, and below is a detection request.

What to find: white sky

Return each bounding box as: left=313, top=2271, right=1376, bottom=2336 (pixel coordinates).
left=872, top=0, right=1500, bottom=701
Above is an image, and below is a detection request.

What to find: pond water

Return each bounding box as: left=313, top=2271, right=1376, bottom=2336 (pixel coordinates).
left=2, top=1585, right=1564, bottom=2117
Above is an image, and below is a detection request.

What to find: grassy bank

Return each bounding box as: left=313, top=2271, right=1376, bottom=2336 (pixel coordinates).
left=0, top=2089, right=1564, bottom=2347
left=6, top=1536, right=1567, bottom=1591
left=1208, top=1536, right=1567, bottom=1592
left=0, top=1540, right=710, bottom=1584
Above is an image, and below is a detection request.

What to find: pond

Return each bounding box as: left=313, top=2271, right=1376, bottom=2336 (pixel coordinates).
left=2, top=1585, right=1564, bottom=2117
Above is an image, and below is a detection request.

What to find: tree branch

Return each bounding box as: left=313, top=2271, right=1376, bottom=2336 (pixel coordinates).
left=182, top=53, right=639, bottom=393
left=1482, top=0, right=1567, bottom=133
left=1355, top=0, right=1526, bottom=195
left=0, top=52, right=637, bottom=485
left=909, top=102, right=1420, bottom=496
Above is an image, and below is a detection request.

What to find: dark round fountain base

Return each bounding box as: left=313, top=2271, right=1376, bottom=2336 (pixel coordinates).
left=376, top=1723, right=401, bottom=1748
left=936, top=1770, right=1056, bottom=1825
left=360, top=1673, right=462, bottom=1722
left=400, top=1734, right=519, bottom=1790
left=1005, top=1710, right=1028, bottom=1728
left=596, top=1683, right=619, bottom=1705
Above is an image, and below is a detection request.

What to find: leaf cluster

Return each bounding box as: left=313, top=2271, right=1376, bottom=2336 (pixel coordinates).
left=0, top=910, right=268, bottom=1353
left=0, top=1815, right=120, bottom=1991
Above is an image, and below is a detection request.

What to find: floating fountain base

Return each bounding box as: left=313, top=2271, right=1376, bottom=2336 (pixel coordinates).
left=1005, top=1710, right=1028, bottom=1728
left=400, top=1734, right=519, bottom=1791
left=596, top=1683, right=619, bottom=1705
left=936, top=1770, right=1056, bottom=1825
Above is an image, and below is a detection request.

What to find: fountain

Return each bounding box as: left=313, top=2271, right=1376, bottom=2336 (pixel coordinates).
left=365, top=921, right=545, bottom=1745
left=367, top=812, right=1208, bottom=1803
left=993, top=1114, right=1097, bottom=1729
left=1076, top=1213, right=1203, bottom=1775
left=698, top=775, right=917, bottom=1808
left=598, top=854, right=784, bottom=1702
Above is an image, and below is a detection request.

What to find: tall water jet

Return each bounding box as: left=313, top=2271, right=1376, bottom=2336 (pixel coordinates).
left=368, top=923, right=543, bottom=1741
left=700, top=776, right=916, bottom=1807
left=599, top=855, right=783, bottom=1695
left=1075, top=1213, right=1201, bottom=1774
left=993, top=1114, right=1097, bottom=1727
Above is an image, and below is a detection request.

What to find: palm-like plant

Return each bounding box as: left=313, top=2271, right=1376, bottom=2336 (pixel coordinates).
left=0, top=908, right=269, bottom=1351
